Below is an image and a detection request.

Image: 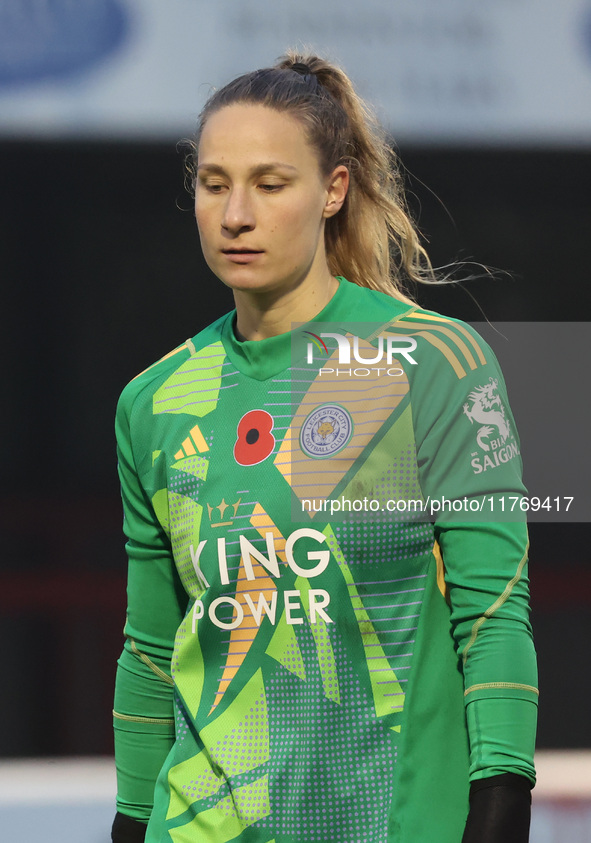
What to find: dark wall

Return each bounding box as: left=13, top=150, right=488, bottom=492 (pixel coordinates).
left=1, top=140, right=589, bottom=755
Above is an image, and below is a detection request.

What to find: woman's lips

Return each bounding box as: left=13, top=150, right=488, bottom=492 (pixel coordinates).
left=222, top=249, right=264, bottom=264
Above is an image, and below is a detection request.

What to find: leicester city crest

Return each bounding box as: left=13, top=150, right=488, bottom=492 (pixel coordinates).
left=299, top=404, right=354, bottom=459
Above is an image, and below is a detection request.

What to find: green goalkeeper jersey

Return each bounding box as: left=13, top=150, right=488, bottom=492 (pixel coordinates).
left=113, top=277, right=537, bottom=843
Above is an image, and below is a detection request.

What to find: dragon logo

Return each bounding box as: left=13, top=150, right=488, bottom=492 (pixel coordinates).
left=463, top=377, right=520, bottom=475
left=463, top=377, right=510, bottom=451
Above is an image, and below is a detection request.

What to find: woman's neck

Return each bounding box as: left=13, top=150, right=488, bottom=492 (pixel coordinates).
left=233, top=272, right=339, bottom=341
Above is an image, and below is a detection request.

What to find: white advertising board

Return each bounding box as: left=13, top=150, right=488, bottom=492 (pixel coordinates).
left=1, top=0, right=591, bottom=144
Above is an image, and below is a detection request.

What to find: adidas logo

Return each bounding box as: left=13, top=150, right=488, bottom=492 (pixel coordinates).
left=175, top=423, right=209, bottom=460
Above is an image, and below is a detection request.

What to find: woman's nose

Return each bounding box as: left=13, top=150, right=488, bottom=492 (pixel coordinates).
left=221, top=188, right=255, bottom=234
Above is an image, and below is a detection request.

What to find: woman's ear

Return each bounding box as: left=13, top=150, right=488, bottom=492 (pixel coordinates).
left=323, top=165, right=349, bottom=218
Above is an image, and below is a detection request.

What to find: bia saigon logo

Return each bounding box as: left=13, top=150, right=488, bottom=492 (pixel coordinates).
left=303, top=331, right=417, bottom=377
left=463, top=377, right=520, bottom=474
left=300, top=404, right=354, bottom=458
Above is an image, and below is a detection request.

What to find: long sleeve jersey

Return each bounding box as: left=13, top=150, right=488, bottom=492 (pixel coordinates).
left=113, top=277, right=538, bottom=843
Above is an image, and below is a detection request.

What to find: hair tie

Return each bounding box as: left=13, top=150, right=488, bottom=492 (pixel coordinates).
left=290, top=62, right=319, bottom=92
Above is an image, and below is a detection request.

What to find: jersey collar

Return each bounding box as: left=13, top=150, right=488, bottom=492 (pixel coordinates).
left=221, top=277, right=362, bottom=380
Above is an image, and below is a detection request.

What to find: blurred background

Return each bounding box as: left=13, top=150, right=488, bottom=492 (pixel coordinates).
left=1, top=0, right=590, bottom=840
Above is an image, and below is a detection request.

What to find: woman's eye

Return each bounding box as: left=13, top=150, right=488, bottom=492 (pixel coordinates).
left=198, top=179, right=226, bottom=193
left=259, top=183, right=284, bottom=193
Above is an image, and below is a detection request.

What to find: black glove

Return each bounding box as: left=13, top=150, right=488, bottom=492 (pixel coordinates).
left=462, top=773, right=533, bottom=843
left=111, top=812, right=148, bottom=843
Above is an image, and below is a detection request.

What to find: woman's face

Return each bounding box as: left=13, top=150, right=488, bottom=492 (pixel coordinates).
left=195, top=103, right=347, bottom=297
